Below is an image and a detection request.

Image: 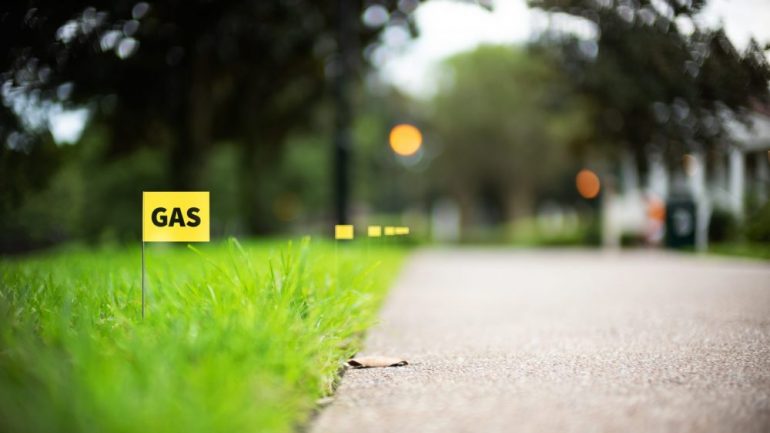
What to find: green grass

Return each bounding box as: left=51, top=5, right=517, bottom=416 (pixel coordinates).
left=455, top=217, right=597, bottom=246
left=708, top=242, right=770, bottom=260
left=0, top=238, right=406, bottom=433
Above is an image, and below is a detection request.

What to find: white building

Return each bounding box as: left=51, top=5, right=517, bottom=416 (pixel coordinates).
left=603, top=110, right=770, bottom=250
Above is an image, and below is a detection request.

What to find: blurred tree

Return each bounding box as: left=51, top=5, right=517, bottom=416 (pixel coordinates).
left=528, top=0, right=770, bottom=164
left=352, top=87, right=427, bottom=213
left=1, top=0, right=417, bottom=246
left=429, top=45, right=590, bottom=233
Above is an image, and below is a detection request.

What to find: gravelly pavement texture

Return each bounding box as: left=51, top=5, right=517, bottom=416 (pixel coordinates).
left=311, top=249, right=770, bottom=433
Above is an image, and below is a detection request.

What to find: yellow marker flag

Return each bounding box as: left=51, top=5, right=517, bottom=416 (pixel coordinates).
left=384, top=226, right=396, bottom=236
left=395, top=227, right=410, bottom=235
left=367, top=226, right=382, bottom=237
left=143, top=192, right=210, bottom=242
left=335, top=225, right=354, bottom=240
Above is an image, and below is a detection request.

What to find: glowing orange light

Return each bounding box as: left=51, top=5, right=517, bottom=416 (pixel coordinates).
left=576, top=169, right=601, bottom=199
left=389, top=124, right=422, bottom=156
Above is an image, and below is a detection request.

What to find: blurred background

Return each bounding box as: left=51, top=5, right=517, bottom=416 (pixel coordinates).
left=2, top=0, right=769, bottom=255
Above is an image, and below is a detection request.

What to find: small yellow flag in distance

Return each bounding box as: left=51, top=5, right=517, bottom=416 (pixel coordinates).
left=384, top=226, right=396, bottom=236
left=395, top=227, right=410, bottom=235
left=367, top=226, right=382, bottom=237
left=143, top=191, right=210, bottom=242
left=335, top=225, right=354, bottom=240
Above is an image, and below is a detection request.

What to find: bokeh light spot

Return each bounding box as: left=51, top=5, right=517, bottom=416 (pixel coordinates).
left=683, top=154, right=697, bottom=177
left=362, top=5, right=389, bottom=28
left=576, top=169, right=600, bottom=199
left=389, top=124, right=422, bottom=156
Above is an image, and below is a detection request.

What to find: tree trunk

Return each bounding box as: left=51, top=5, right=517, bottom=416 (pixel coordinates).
left=332, top=0, right=359, bottom=224
left=505, top=187, right=534, bottom=223
left=454, top=188, right=474, bottom=242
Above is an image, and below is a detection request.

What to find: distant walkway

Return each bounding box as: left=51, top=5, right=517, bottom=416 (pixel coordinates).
left=311, top=249, right=770, bottom=433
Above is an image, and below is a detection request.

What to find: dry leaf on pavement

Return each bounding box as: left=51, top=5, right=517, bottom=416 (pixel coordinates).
left=346, top=356, right=408, bottom=368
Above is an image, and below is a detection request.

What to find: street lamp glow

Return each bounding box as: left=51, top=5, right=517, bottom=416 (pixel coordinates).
left=389, top=124, right=422, bottom=156
left=576, top=169, right=601, bottom=199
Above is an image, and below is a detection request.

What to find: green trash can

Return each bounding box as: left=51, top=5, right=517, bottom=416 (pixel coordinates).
left=665, top=195, right=696, bottom=249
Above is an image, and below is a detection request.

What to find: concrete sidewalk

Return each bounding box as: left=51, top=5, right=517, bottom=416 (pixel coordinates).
left=311, top=249, right=770, bottom=433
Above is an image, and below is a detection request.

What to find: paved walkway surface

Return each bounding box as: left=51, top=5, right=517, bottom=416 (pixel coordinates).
left=311, top=249, right=770, bottom=433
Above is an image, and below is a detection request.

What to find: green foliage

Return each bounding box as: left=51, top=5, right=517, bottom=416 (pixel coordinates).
left=198, top=144, right=245, bottom=235
left=0, top=127, right=332, bottom=249
left=269, top=134, right=332, bottom=225
left=706, top=202, right=770, bottom=260
left=508, top=216, right=598, bottom=247
left=0, top=125, right=169, bottom=250
left=708, top=207, right=739, bottom=243
left=350, top=89, right=429, bottom=214
left=529, top=0, right=770, bottom=161
left=1, top=0, right=408, bottom=181
left=746, top=200, right=770, bottom=243
left=430, top=45, right=590, bottom=224
left=708, top=242, right=770, bottom=260
left=352, top=111, right=392, bottom=206
left=1, top=1, right=421, bottom=244
left=0, top=238, right=406, bottom=433
left=81, top=148, right=168, bottom=243
left=201, top=133, right=332, bottom=233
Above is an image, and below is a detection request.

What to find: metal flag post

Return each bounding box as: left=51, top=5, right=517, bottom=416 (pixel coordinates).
left=141, top=240, right=145, bottom=319
left=141, top=191, right=210, bottom=320
left=141, top=191, right=145, bottom=320
left=334, top=225, right=354, bottom=291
